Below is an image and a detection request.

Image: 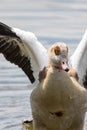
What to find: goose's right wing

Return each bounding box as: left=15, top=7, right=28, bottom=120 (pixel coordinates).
left=0, top=22, right=48, bottom=84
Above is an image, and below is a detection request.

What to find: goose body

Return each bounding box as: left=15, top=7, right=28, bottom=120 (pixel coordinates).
left=30, top=43, right=87, bottom=130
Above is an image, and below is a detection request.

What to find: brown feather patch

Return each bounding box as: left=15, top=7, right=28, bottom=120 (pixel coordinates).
left=39, top=67, right=48, bottom=82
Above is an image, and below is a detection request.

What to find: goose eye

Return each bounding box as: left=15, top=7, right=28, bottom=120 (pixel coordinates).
left=54, top=46, right=60, bottom=55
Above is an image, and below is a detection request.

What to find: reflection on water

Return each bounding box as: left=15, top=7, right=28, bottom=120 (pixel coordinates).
left=0, top=0, right=87, bottom=129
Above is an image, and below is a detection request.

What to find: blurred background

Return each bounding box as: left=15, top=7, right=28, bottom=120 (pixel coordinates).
left=0, top=0, right=87, bottom=130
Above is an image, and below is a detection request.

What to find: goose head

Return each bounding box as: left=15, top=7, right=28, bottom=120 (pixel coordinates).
left=48, top=42, right=69, bottom=71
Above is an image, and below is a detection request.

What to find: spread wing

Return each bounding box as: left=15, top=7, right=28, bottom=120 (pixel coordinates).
left=0, top=22, right=48, bottom=84
left=70, top=30, right=87, bottom=88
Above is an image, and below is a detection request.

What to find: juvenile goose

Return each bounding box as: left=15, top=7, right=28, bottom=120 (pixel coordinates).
left=0, top=22, right=87, bottom=130
left=30, top=43, right=87, bottom=130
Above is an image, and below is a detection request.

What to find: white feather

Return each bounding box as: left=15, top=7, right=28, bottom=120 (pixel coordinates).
left=12, top=28, right=48, bottom=84
left=70, top=30, right=87, bottom=86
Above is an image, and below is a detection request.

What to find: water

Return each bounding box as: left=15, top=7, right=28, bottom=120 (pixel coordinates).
left=0, top=0, right=87, bottom=129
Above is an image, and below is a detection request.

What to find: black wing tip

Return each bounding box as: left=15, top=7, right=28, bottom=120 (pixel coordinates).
left=29, top=76, right=35, bottom=83
left=0, top=22, right=11, bottom=29
left=0, top=22, right=20, bottom=38
left=83, top=69, right=87, bottom=89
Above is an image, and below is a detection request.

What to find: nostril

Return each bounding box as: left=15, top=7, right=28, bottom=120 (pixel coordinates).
left=65, top=68, right=69, bottom=72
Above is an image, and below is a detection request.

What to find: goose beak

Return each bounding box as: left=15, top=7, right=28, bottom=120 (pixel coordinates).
left=61, top=60, right=69, bottom=72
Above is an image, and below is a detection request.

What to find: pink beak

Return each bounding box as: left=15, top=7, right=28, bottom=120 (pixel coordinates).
left=61, top=61, right=69, bottom=72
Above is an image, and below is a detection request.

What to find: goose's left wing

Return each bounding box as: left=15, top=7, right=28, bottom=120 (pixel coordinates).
left=70, top=30, right=87, bottom=88
left=0, top=22, right=48, bottom=84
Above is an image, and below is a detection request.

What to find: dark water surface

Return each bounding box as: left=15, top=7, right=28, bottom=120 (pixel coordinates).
left=0, top=0, right=87, bottom=129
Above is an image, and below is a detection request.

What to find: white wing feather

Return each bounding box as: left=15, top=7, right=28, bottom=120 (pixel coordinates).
left=70, top=30, right=87, bottom=88
left=13, top=28, right=48, bottom=83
